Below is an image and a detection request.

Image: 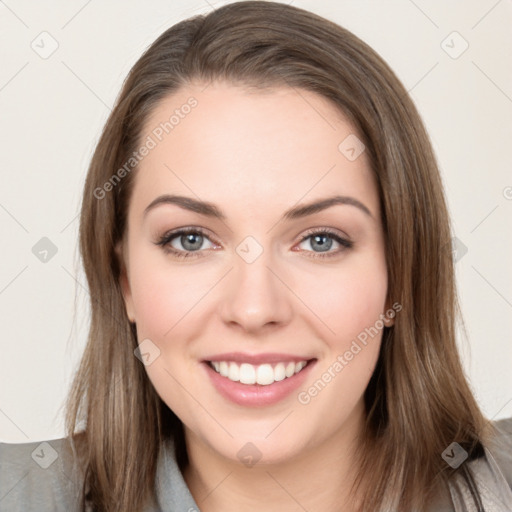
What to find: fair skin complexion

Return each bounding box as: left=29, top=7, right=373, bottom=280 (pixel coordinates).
left=118, top=81, right=393, bottom=511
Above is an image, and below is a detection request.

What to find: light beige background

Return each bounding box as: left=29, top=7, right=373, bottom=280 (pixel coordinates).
left=0, top=0, right=511, bottom=442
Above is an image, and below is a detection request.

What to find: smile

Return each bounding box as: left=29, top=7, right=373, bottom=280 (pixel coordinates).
left=208, top=360, right=308, bottom=386
left=203, top=356, right=317, bottom=407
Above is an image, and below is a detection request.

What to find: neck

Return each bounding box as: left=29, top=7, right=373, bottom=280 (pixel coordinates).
left=182, top=400, right=367, bottom=512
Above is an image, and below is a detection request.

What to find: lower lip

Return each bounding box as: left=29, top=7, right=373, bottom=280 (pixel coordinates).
left=202, top=360, right=316, bottom=407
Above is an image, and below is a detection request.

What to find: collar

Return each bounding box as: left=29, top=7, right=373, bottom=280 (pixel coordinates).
left=152, top=436, right=201, bottom=512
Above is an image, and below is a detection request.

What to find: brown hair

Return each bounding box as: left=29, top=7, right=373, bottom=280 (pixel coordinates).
left=66, top=2, right=493, bottom=510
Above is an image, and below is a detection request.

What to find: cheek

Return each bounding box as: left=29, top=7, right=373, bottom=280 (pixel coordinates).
left=293, top=257, right=387, bottom=417
left=296, top=255, right=388, bottom=349
left=127, top=254, right=209, bottom=414
left=128, top=251, right=214, bottom=339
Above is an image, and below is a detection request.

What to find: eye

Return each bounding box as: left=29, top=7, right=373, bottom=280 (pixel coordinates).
left=155, top=226, right=353, bottom=260
left=155, top=227, right=218, bottom=259
left=296, top=228, right=353, bottom=258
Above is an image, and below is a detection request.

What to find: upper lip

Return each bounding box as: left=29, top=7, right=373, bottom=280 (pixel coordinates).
left=204, top=352, right=316, bottom=365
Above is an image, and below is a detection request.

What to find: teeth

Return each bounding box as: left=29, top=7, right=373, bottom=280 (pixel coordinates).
left=258, top=364, right=275, bottom=385
left=219, top=361, right=229, bottom=377
left=210, top=360, right=308, bottom=385
left=228, top=362, right=240, bottom=382
left=239, top=363, right=256, bottom=384
left=274, top=363, right=286, bottom=381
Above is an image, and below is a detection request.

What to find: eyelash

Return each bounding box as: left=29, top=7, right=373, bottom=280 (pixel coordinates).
left=155, top=227, right=353, bottom=260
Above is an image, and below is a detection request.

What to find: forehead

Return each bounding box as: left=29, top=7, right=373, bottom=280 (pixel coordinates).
left=129, top=82, right=378, bottom=220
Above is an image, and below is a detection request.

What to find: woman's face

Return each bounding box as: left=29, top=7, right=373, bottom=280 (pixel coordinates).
left=118, top=82, right=392, bottom=465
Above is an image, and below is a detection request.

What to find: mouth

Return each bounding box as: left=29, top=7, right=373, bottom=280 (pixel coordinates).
left=206, top=359, right=313, bottom=386
left=201, top=354, right=317, bottom=407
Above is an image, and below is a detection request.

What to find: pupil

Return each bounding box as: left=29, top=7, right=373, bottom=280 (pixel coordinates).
left=182, top=233, right=202, bottom=251
left=312, top=234, right=332, bottom=252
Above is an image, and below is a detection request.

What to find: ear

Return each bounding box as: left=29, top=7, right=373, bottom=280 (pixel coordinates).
left=115, top=241, right=136, bottom=323
left=383, top=299, right=396, bottom=327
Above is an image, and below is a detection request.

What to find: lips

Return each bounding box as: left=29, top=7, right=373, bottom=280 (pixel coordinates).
left=201, top=352, right=317, bottom=406
left=204, top=352, right=314, bottom=365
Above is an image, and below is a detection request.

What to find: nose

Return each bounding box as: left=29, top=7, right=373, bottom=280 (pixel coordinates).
left=218, top=248, right=293, bottom=334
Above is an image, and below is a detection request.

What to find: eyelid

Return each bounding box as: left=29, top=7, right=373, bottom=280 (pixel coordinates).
left=297, top=226, right=351, bottom=244
left=295, top=227, right=353, bottom=257
left=156, top=226, right=219, bottom=249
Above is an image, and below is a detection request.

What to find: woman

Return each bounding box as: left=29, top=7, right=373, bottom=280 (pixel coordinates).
left=1, top=2, right=511, bottom=511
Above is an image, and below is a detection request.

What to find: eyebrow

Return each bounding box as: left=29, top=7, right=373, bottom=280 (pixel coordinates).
left=143, top=194, right=373, bottom=221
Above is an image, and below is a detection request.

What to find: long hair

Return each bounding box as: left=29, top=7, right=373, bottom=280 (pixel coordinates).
left=66, top=2, right=493, bottom=510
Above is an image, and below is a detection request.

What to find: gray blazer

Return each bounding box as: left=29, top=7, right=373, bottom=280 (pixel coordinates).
left=1, top=417, right=511, bottom=511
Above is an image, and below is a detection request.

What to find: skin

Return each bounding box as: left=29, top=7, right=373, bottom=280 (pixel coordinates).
left=117, top=81, right=393, bottom=511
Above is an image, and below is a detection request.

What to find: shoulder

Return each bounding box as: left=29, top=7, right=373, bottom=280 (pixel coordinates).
left=426, top=417, right=512, bottom=512
left=485, top=416, right=512, bottom=488
left=0, top=436, right=84, bottom=512
left=453, top=416, right=512, bottom=510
